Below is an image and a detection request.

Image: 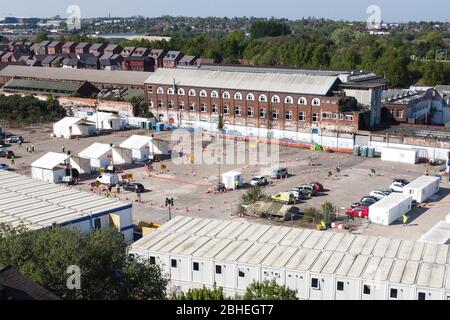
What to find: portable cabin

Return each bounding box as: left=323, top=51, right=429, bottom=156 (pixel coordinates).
left=87, top=112, right=122, bottom=131
left=285, top=248, right=320, bottom=300
left=403, top=175, right=440, bottom=203
left=381, top=147, right=419, bottom=164
left=120, top=135, right=153, bottom=162
left=308, top=250, right=336, bottom=300
left=236, top=243, right=274, bottom=291
left=386, top=259, right=417, bottom=300
left=369, top=193, right=413, bottom=226
left=260, top=246, right=297, bottom=286
left=415, top=263, right=446, bottom=300
left=334, top=253, right=360, bottom=300
left=222, top=171, right=244, bottom=190
left=31, top=152, right=70, bottom=183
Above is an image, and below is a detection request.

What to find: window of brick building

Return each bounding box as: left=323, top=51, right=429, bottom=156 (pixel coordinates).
left=312, top=98, right=321, bottom=106
left=223, top=92, right=230, bottom=99
left=168, top=101, right=174, bottom=109
left=235, top=106, right=242, bottom=116
left=212, top=104, right=218, bottom=113
left=322, top=112, right=330, bottom=119
left=211, top=91, right=219, bottom=98
left=157, top=87, right=164, bottom=94
left=200, top=90, right=207, bottom=97
left=260, top=108, right=266, bottom=118
left=177, top=88, right=185, bottom=95
left=201, top=104, right=207, bottom=113
left=158, top=100, right=164, bottom=108
left=299, top=112, right=306, bottom=121
left=247, top=93, right=255, bottom=101
left=223, top=105, right=230, bottom=114
left=190, top=103, right=196, bottom=112
left=248, top=107, right=254, bottom=117
left=285, top=111, right=293, bottom=120
left=332, top=113, right=339, bottom=120
left=272, top=109, right=279, bottom=120
left=298, top=97, right=307, bottom=105
left=312, top=113, right=319, bottom=122
left=167, top=87, right=175, bottom=95
left=235, top=92, right=243, bottom=100
left=259, top=95, right=268, bottom=103
left=272, top=95, right=280, bottom=103
left=345, top=114, right=354, bottom=121
left=188, top=89, right=196, bottom=97
left=179, top=102, right=185, bottom=110
left=285, top=96, right=294, bottom=104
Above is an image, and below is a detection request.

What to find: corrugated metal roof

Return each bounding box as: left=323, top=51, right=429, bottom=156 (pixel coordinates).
left=129, top=216, right=450, bottom=289
left=145, top=68, right=339, bottom=96
left=0, top=170, right=131, bottom=230
left=0, top=65, right=151, bottom=86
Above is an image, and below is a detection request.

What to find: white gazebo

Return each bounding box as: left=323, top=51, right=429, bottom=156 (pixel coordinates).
left=53, top=117, right=96, bottom=139
left=120, top=135, right=153, bottom=162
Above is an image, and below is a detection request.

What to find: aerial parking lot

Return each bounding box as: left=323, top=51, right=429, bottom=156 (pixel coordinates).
left=3, top=124, right=450, bottom=242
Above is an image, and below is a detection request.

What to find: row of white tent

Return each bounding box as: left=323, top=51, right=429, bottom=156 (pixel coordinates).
left=31, top=135, right=170, bottom=183
left=53, top=113, right=125, bottom=139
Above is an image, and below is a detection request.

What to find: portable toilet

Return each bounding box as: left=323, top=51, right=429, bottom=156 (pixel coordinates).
left=353, top=145, right=361, bottom=156
left=222, top=171, right=244, bottom=190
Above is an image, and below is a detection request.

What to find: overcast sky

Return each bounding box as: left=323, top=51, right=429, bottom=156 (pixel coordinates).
left=0, top=0, right=449, bottom=22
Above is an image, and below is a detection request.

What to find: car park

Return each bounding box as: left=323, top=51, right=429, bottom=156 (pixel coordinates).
left=249, top=176, right=269, bottom=187
left=346, top=206, right=369, bottom=219
left=271, top=192, right=295, bottom=205
left=0, top=149, right=14, bottom=159
left=123, top=183, right=145, bottom=193
left=270, top=167, right=288, bottom=179
left=6, top=136, right=24, bottom=144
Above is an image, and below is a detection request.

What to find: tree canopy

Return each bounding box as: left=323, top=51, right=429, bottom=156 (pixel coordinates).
left=0, top=224, right=168, bottom=300
left=244, top=280, right=298, bottom=300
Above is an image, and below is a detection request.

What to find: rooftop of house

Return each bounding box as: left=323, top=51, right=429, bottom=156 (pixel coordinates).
left=105, top=44, right=122, bottom=52
left=163, top=51, right=182, bottom=61
left=48, top=41, right=62, bottom=48
left=90, top=43, right=106, bottom=51
left=62, top=42, right=78, bottom=48
left=150, top=49, right=166, bottom=58
left=382, top=89, right=431, bottom=105
left=179, top=55, right=197, bottom=64
left=75, top=42, right=91, bottom=49
left=0, top=266, right=60, bottom=300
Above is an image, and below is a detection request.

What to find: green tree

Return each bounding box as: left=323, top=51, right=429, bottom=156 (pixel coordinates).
left=303, top=207, right=319, bottom=223
left=0, top=224, right=168, bottom=300
left=422, top=61, right=445, bottom=85
left=172, top=284, right=228, bottom=300
left=250, top=20, right=291, bottom=39
left=244, top=280, right=298, bottom=300
left=36, top=31, right=49, bottom=42
left=321, top=201, right=337, bottom=225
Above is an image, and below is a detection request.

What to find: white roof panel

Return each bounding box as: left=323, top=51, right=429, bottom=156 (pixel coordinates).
left=78, top=143, right=112, bottom=159
left=120, top=135, right=153, bottom=150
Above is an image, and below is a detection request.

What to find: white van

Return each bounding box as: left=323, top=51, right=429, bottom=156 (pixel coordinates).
left=96, top=173, right=120, bottom=186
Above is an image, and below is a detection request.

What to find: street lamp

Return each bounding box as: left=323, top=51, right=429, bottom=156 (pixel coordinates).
left=165, top=197, right=174, bottom=221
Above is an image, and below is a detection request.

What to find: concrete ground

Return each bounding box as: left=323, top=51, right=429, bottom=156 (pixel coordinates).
left=3, top=124, right=450, bottom=242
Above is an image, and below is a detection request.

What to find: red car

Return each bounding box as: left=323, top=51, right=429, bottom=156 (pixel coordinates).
left=346, top=206, right=369, bottom=219
left=309, top=182, right=324, bottom=192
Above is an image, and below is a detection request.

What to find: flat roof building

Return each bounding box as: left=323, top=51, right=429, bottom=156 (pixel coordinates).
left=0, top=170, right=133, bottom=241
left=130, top=216, right=450, bottom=300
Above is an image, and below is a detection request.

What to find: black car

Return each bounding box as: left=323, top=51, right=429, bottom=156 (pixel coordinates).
left=394, top=179, right=410, bottom=186
left=0, top=149, right=14, bottom=159
left=123, top=183, right=145, bottom=193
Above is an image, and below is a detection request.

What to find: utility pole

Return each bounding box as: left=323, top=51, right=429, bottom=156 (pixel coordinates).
left=165, top=197, right=174, bottom=221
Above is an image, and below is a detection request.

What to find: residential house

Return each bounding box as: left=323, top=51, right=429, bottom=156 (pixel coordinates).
left=162, top=51, right=183, bottom=68
left=100, top=53, right=123, bottom=71
left=62, top=42, right=78, bottom=54
left=75, top=42, right=91, bottom=54
left=89, top=43, right=107, bottom=57
left=50, top=56, right=65, bottom=68
left=41, top=55, right=57, bottom=68
left=121, top=47, right=136, bottom=57
left=47, top=41, right=63, bottom=55
left=178, top=55, right=198, bottom=67
left=123, top=56, right=155, bottom=72
left=84, top=56, right=99, bottom=70
left=150, top=49, right=167, bottom=68
left=132, top=47, right=150, bottom=57
left=104, top=44, right=123, bottom=55
left=62, top=57, right=81, bottom=69
left=37, top=41, right=51, bottom=55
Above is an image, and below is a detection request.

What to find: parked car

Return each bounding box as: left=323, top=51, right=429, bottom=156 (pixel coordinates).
left=249, top=176, right=269, bottom=187
left=394, top=178, right=410, bottom=186
left=346, top=206, right=369, bottom=219
left=6, top=135, right=24, bottom=143
left=390, top=182, right=406, bottom=193
left=123, top=183, right=145, bottom=193
left=297, top=184, right=317, bottom=197
left=0, top=163, right=9, bottom=170
left=270, top=167, right=288, bottom=179
left=96, top=173, right=120, bottom=187
left=271, top=192, right=295, bottom=205
left=309, top=182, right=324, bottom=192
left=351, top=197, right=378, bottom=208
left=0, top=149, right=14, bottom=159
left=361, top=196, right=379, bottom=203
left=369, top=189, right=391, bottom=200
left=290, top=188, right=308, bottom=201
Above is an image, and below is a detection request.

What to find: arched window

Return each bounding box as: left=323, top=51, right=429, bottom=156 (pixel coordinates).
left=211, top=91, right=219, bottom=98
left=234, top=92, right=243, bottom=100
left=177, top=88, right=185, bottom=96
left=223, top=91, right=230, bottom=99
left=312, top=98, right=321, bottom=106
left=200, top=90, right=207, bottom=97
left=188, top=89, right=196, bottom=97
left=246, top=93, right=255, bottom=101
left=157, top=87, right=164, bottom=94
left=298, top=97, right=307, bottom=105
left=259, top=94, right=268, bottom=103
left=167, top=87, right=175, bottom=95
left=272, top=95, right=280, bottom=103
left=285, top=96, right=294, bottom=104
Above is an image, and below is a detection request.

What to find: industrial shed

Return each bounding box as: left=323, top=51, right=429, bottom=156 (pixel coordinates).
left=119, top=135, right=153, bottom=162
left=0, top=170, right=133, bottom=241
left=53, top=117, right=97, bottom=139
left=129, top=216, right=450, bottom=300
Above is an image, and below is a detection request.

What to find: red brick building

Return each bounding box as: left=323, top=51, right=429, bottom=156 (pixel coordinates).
left=150, top=49, right=167, bottom=68
left=123, top=56, right=155, bottom=72
left=47, top=41, right=63, bottom=55
left=144, top=68, right=361, bottom=140
left=162, top=51, right=183, bottom=68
